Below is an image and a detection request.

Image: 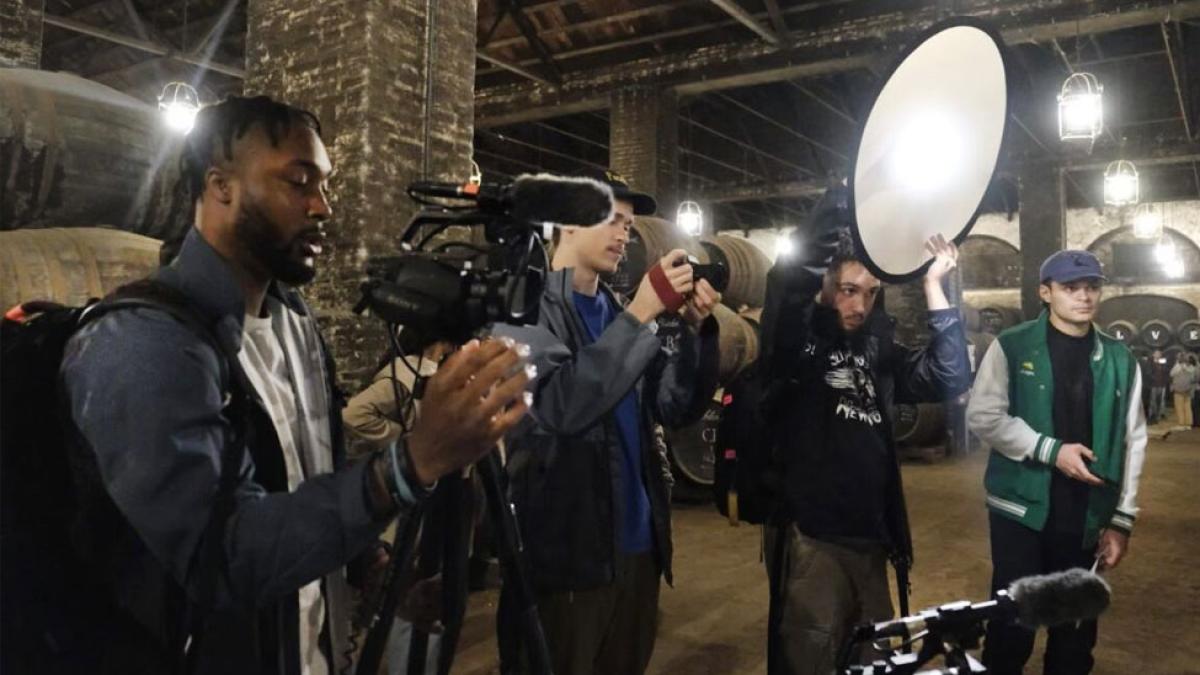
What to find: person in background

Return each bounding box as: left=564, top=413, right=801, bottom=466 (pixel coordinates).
left=968, top=249, right=1147, bottom=675
left=343, top=328, right=454, bottom=456
left=1169, top=351, right=1197, bottom=429
left=1148, top=349, right=1169, bottom=423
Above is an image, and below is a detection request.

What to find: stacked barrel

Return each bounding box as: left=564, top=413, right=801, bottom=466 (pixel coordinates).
left=1, top=69, right=181, bottom=311
left=1104, top=317, right=1200, bottom=368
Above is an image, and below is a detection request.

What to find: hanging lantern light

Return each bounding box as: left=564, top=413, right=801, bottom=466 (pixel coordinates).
left=158, top=82, right=201, bottom=134
left=1103, top=160, right=1139, bottom=206
left=676, top=200, right=703, bottom=237
left=1131, top=203, right=1162, bottom=239
left=774, top=230, right=795, bottom=259
left=468, top=159, right=483, bottom=185
left=1057, top=72, right=1104, bottom=142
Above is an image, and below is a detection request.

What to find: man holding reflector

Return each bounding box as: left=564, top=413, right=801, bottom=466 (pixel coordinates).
left=758, top=185, right=971, bottom=673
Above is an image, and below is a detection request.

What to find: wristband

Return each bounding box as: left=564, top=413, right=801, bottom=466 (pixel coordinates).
left=648, top=262, right=686, bottom=313
left=386, top=438, right=436, bottom=507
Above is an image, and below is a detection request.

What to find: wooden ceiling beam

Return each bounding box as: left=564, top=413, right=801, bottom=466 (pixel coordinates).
left=41, top=13, right=244, bottom=78
left=477, top=0, right=1200, bottom=127
left=708, top=0, right=779, bottom=45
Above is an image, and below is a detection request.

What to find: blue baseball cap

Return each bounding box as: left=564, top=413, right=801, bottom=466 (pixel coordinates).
left=1039, top=250, right=1107, bottom=284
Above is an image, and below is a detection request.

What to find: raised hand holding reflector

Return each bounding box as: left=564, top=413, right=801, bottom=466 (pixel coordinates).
left=851, top=19, right=1010, bottom=282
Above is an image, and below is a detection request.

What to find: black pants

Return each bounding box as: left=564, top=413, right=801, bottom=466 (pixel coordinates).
left=983, top=513, right=1098, bottom=675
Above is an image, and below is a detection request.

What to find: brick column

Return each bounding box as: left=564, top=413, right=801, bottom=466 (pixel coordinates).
left=1018, top=163, right=1065, bottom=320
left=610, top=86, right=678, bottom=218
left=245, top=0, right=476, bottom=385
left=1, top=0, right=44, bottom=68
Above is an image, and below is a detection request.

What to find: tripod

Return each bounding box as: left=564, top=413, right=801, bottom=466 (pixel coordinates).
left=355, top=449, right=552, bottom=675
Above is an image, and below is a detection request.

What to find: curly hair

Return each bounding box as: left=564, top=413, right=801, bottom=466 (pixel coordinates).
left=180, top=95, right=322, bottom=204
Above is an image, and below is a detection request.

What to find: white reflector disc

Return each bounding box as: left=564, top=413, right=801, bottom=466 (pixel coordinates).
left=852, top=21, right=1009, bottom=282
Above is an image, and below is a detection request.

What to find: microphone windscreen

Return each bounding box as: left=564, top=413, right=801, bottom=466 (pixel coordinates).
left=1009, top=568, right=1111, bottom=627
left=508, top=173, right=615, bottom=227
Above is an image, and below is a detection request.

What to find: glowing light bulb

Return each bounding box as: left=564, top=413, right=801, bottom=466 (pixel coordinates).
left=1103, top=160, right=1139, bottom=207
left=775, top=234, right=795, bottom=259
left=162, top=101, right=198, bottom=133
left=1132, top=206, right=1162, bottom=239
left=1058, top=72, right=1103, bottom=142
left=157, top=81, right=200, bottom=135
left=676, top=201, right=703, bottom=237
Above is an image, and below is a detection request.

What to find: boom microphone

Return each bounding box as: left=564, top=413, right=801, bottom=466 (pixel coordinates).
left=1009, top=567, right=1111, bottom=628
left=855, top=568, right=1111, bottom=646
left=408, top=173, right=615, bottom=228
left=507, top=173, right=615, bottom=227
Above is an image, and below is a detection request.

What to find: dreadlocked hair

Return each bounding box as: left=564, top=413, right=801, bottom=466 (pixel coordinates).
left=180, top=95, right=322, bottom=204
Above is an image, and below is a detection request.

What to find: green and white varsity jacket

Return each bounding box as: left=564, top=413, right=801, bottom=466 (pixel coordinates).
left=966, top=311, right=1147, bottom=546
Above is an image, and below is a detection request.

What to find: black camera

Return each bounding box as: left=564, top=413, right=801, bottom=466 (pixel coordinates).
left=678, top=255, right=729, bottom=295
left=354, top=174, right=614, bottom=343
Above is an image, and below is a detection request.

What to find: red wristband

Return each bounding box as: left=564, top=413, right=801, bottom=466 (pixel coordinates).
left=648, top=262, right=686, bottom=313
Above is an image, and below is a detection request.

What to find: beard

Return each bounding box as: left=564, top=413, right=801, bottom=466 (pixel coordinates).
left=234, top=202, right=318, bottom=286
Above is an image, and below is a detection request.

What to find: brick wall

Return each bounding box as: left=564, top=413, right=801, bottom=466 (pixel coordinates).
left=1, top=0, right=43, bottom=68
left=245, top=0, right=477, bottom=386
left=610, top=86, right=678, bottom=218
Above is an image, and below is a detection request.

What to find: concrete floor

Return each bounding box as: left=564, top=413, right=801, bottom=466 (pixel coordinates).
left=451, top=425, right=1200, bottom=674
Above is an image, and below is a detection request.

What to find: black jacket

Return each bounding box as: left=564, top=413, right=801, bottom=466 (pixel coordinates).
left=759, top=234, right=970, bottom=566
left=494, top=268, right=720, bottom=591
left=61, top=230, right=395, bottom=675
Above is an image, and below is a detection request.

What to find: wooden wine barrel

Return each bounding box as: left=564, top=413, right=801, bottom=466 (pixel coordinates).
left=0, top=227, right=162, bottom=310
left=893, top=403, right=947, bottom=446
left=1177, top=320, right=1200, bottom=349
left=602, top=216, right=707, bottom=298
left=713, top=303, right=760, bottom=385
left=699, top=234, right=771, bottom=310
left=665, top=391, right=723, bottom=490
left=0, top=68, right=190, bottom=239
left=1140, top=319, right=1175, bottom=349
left=1105, top=320, right=1138, bottom=345
left=978, top=306, right=1021, bottom=335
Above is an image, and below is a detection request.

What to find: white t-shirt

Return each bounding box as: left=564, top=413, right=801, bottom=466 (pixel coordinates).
left=238, top=312, right=329, bottom=675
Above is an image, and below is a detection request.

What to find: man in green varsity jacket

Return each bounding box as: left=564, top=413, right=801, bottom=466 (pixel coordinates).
left=966, top=249, right=1146, bottom=675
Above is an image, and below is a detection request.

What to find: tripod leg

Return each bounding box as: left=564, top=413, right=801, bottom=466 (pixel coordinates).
left=408, top=484, right=448, bottom=675
left=356, top=502, right=425, bottom=675
left=477, top=451, right=554, bottom=675
left=435, top=475, right=472, bottom=675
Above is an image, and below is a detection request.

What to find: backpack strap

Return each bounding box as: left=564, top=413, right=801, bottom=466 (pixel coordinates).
left=83, top=279, right=253, bottom=669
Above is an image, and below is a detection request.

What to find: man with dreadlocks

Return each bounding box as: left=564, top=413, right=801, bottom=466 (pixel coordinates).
left=60, top=95, right=532, bottom=674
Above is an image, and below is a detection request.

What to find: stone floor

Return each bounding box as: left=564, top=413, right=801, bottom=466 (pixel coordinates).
left=446, top=424, right=1200, bottom=674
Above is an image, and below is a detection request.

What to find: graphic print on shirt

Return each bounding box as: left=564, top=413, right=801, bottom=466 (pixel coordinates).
left=825, top=348, right=882, bottom=426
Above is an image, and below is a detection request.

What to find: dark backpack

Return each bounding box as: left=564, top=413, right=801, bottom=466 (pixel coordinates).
left=711, top=365, right=780, bottom=525
left=1, top=280, right=247, bottom=674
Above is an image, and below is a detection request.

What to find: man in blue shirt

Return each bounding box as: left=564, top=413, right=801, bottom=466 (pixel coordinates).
left=496, top=170, right=722, bottom=675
